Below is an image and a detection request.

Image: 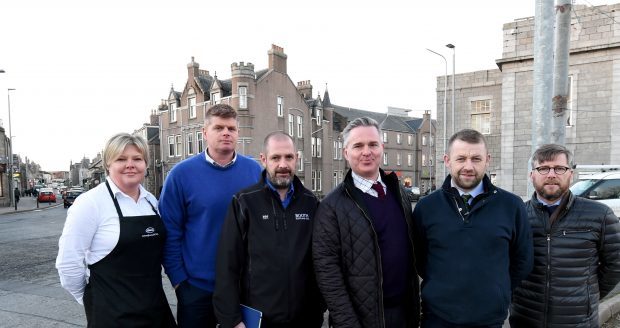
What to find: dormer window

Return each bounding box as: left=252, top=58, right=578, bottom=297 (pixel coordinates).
left=211, top=92, right=220, bottom=105
left=188, top=97, right=196, bottom=119
left=169, top=102, right=177, bottom=123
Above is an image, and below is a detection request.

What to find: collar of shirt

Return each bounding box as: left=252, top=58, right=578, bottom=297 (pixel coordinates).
left=351, top=171, right=385, bottom=197
left=265, top=178, right=295, bottom=209
left=204, top=148, right=237, bottom=168
left=536, top=195, right=561, bottom=206
left=105, top=177, right=148, bottom=201
left=451, top=179, right=484, bottom=201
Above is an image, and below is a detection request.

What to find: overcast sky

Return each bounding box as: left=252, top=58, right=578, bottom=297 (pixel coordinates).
left=0, top=0, right=612, bottom=171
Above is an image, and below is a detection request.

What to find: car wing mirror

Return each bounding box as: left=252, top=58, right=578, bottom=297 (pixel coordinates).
left=588, top=190, right=601, bottom=200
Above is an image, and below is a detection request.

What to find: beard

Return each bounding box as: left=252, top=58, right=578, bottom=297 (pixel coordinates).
left=453, top=169, right=484, bottom=190
left=267, top=169, right=293, bottom=189
left=535, top=181, right=567, bottom=202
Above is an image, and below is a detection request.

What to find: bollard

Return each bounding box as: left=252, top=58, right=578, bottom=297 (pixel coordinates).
left=36, top=198, right=39, bottom=209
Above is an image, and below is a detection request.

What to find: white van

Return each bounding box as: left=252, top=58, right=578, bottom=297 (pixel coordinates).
left=570, top=171, right=620, bottom=216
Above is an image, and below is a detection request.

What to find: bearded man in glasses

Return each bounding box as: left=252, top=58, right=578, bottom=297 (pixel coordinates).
left=510, top=144, right=620, bottom=328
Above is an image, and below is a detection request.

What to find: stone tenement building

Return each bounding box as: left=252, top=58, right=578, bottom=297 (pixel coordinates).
left=433, top=3, right=620, bottom=197
left=156, top=44, right=436, bottom=197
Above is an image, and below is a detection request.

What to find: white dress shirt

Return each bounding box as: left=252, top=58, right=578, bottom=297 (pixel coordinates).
left=351, top=171, right=386, bottom=198
left=55, top=177, right=158, bottom=304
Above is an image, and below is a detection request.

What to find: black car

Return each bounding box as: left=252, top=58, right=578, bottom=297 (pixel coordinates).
left=63, top=191, right=81, bottom=208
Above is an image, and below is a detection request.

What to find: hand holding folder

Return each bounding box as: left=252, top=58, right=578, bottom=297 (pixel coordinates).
left=240, top=304, right=262, bottom=328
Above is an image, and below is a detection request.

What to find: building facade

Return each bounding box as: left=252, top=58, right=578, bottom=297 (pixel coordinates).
left=157, top=44, right=437, bottom=197
left=434, top=4, right=620, bottom=197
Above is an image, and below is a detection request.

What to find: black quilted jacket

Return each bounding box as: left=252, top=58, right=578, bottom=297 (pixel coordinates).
left=510, top=191, right=620, bottom=328
left=312, top=169, right=420, bottom=328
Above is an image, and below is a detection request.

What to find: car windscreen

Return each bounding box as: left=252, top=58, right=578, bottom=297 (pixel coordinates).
left=570, top=179, right=597, bottom=196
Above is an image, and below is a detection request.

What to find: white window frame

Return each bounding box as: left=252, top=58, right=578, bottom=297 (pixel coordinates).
left=297, top=116, right=303, bottom=138
left=408, top=135, right=413, bottom=145
left=397, top=153, right=401, bottom=166
left=383, top=132, right=388, bottom=143
left=338, top=141, right=342, bottom=160
left=168, top=136, right=175, bottom=157
left=186, top=133, right=193, bottom=155
left=311, top=137, right=317, bottom=157
left=422, top=154, right=427, bottom=166
left=277, top=96, right=284, bottom=117
left=169, top=102, right=177, bottom=123
left=297, top=151, right=303, bottom=172
left=316, top=109, right=322, bottom=126
left=188, top=97, right=196, bottom=119
left=211, top=92, right=220, bottom=105
left=422, top=135, right=428, bottom=146
left=397, top=133, right=402, bottom=144
left=318, top=170, right=322, bottom=191
left=197, top=131, right=204, bottom=153
left=316, top=138, right=322, bottom=158
left=383, top=153, right=388, bottom=165
left=239, top=86, right=247, bottom=109
left=408, top=153, right=413, bottom=166
left=471, top=99, right=491, bottom=135
left=175, top=135, right=182, bottom=157
left=288, top=114, right=294, bottom=136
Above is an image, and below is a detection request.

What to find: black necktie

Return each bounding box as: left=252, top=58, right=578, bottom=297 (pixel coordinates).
left=461, top=194, right=472, bottom=211
left=371, top=182, right=385, bottom=199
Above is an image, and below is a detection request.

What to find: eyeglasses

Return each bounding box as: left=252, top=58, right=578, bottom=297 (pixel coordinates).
left=533, top=166, right=571, bottom=175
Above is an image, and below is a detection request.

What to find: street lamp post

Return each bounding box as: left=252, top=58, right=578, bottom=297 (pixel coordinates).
left=446, top=44, right=456, bottom=136
left=426, top=48, right=448, bottom=179
left=7, top=88, right=15, bottom=209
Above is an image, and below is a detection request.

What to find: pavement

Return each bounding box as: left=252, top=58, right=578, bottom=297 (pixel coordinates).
left=0, top=194, right=62, bottom=215
left=2, top=197, right=620, bottom=326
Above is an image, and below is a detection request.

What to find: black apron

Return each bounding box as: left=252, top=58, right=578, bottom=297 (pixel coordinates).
left=83, top=181, right=176, bottom=327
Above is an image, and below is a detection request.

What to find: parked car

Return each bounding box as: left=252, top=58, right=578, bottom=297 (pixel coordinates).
left=63, top=191, right=82, bottom=208
left=404, top=186, right=421, bottom=202
left=37, top=188, right=56, bottom=203
left=570, top=171, right=620, bottom=216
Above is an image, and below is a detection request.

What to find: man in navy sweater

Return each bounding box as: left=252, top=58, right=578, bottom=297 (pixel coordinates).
left=159, top=104, right=262, bottom=327
left=412, top=129, right=533, bottom=327
left=313, top=117, right=419, bottom=328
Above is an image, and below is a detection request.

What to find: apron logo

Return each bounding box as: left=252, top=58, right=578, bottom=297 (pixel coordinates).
left=142, top=227, right=159, bottom=238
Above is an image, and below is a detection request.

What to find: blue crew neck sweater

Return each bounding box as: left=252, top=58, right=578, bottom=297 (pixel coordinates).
left=160, top=153, right=262, bottom=292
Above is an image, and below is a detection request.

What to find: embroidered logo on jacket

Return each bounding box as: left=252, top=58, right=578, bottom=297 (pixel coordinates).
left=295, top=213, right=310, bottom=221
left=142, top=226, right=159, bottom=238
left=262, top=215, right=269, bottom=220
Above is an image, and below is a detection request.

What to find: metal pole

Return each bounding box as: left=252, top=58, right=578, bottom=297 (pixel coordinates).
left=446, top=44, right=456, bottom=136
left=425, top=48, right=448, bottom=179
left=551, top=0, right=571, bottom=145
left=530, top=0, right=555, bottom=196
left=7, top=89, right=15, bottom=209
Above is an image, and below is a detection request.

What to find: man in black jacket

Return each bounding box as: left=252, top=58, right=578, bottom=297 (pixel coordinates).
left=413, top=129, right=533, bottom=327
left=213, top=131, right=324, bottom=328
left=510, top=144, right=620, bottom=327
left=313, top=117, right=419, bottom=328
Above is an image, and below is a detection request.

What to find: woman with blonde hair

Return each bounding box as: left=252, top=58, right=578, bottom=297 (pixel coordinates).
left=56, top=132, right=176, bottom=327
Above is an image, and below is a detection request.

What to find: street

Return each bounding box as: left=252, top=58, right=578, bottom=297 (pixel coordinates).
left=0, top=204, right=177, bottom=327
left=1, top=200, right=619, bottom=327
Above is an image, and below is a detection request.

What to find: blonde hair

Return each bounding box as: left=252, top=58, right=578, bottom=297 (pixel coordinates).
left=103, top=133, right=149, bottom=174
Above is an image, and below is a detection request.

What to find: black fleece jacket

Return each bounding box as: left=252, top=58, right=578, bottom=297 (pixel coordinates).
left=213, top=171, right=324, bottom=328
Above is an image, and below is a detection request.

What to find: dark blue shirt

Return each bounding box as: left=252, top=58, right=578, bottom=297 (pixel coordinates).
left=266, top=179, right=295, bottom=209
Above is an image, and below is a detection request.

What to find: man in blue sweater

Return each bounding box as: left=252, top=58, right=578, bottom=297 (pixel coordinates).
left=412, top=129, right=533, bottom=327
left=159, top=104, right=262, bottom=327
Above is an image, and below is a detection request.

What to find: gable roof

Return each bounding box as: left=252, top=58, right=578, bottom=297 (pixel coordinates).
left=331, top=104, right=415, bottom=133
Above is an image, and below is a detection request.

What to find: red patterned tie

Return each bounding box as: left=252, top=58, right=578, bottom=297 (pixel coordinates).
left=371, top=182, right=385, bottom=199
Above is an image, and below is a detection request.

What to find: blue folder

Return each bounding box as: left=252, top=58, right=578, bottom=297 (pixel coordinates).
left=240, top=304, right=262, bottom=328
